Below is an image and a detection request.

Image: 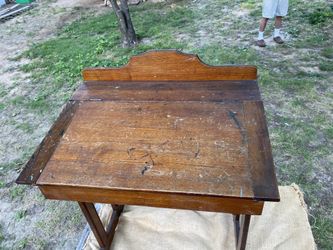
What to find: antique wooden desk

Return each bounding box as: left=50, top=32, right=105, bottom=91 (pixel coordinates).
left=16, top=50, right=279, bottom=250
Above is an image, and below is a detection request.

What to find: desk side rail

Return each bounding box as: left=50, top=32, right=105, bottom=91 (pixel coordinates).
left=15, top=101, right=79, bottom=185
left=39, top=185, right=264, bottom=215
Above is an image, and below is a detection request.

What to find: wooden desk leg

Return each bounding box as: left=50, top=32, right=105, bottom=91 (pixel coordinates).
left=78, top=202, right=124, bottom=249
left=234, top=214, right=251, bottom=250
left=106, top=205, right=124, bottom=249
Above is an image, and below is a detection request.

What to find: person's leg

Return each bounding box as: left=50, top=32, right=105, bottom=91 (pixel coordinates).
left=259, top=18, right=269, bottom=32
left=257, top=0, right=276, bottom=47
left=273, top=16, right=284, bottom=43
left=274, top=16, right=282, bottom=29
left=257, top=18, right=268, bottom=47
left=274, top=0, right=289, bottom=43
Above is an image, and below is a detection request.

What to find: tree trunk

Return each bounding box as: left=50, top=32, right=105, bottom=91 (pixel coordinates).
left=110, top=0, right=138, bottom=47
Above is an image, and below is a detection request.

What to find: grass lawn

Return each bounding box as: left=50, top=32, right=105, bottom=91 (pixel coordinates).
left=0, top=0, right=332, bottom=248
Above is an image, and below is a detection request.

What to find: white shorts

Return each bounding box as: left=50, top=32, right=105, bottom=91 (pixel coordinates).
left=262, top=0, right=289, bottom=18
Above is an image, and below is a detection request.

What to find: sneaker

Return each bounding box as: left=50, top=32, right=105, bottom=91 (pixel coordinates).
left=273, top=36, right=284, bottom=44
left=256, top=39, right=266, bottom=47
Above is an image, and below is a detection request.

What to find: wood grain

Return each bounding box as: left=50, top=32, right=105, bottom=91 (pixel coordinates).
left=72, top=80, right=260, bottom=102
left=37, top=101, right=255, bottom=199
left=40, top=185, right=264, bottom=215
left=244, top=101, right=280, bottom=201
left=82, top=50, right=257, bottom=81
left=37, top=100, right=279, bottom=201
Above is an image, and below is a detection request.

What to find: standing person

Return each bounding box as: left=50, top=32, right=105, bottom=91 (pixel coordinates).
left=257, top=0, right=289, bottom=47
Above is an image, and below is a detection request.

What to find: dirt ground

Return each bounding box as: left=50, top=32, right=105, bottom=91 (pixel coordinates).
left=0, top=1, right=110, bottom=249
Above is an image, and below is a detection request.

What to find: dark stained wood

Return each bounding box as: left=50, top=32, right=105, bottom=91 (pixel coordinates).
left=15, top=101, right=79, bottom=185
left=40, top=185, right=264, bottom=215
left=78, top=202, right=108, bottom=248
left=106, top=205, right=124, bottom=249
left=16, top=51, right=279, bottom=250
left=236, top=215, right=251, bottom=250
left=244, top=101, right=280, bottom=201
left=234, top=215, right=240, bottom=242
left=36, top=100, right=279, bottom=201
left=82, top=50, right=257, bottom=81
left=72, top=80, right=260, bottom=102
left=78, top=202, right=124, bottom=249
left=36, top=101, right=250, bottom=199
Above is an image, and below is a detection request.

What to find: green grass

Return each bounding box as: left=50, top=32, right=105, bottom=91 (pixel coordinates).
left=319, top=61, right=333, bottom=71
left=20, top=2, right=193, bottom=89
left=311, top=215, right=333, bottom=250
left=194, top=44, right=259, bottom=65
left=16, top=238, right=29, bottom=250
left=15, top=210, right=27, bottom=221
left=9, top=186, right=26, bottom=200
left=0, top=86, right=7, bottom=98
left=0, top=160, right=25, bottom=173
left=325, top=126, right=333, bottom=140
left=10, top=96, right=25, bottom=106
left=321, top=47, right=333, bottom=59
left=13, top=2, right=194, bottom=115
left=15, top=122, right=34, bottom=134
left=307, top=7, right=333, bottom=25
left=0, top=225, right=4, bottom=245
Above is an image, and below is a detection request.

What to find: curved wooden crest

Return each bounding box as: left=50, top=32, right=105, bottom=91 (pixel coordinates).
left=83, top=50, right=257, bottom=81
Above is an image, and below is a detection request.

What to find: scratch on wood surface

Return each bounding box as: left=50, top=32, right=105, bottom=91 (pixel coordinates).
left=141, top=154, right=155, bottom=175
left=89, top=98, right=102, bottom=101
left=214, top=141, right=225, bottom=148
left=140, top=153, right=149, bottom=159
left=185, top=56, right=196, bottom=62
left=173, top=117, right=184, bottom=129
left=194, top=141, right=200, bottom=158
left=228, top=110, right=247, bottom=145
left=141, top=162, right=153, bottom=175
left=159, top=140, right=169, bottom=147
left=222, top=169, right=231, bottom=177
left=228, top=110, right=241, bottom=130
left=127, top=147, right=135, bottom=157
left=148, top=154, right=155, bottom=166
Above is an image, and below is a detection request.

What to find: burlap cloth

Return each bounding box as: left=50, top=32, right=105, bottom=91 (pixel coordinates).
left=82, top=185, right=316, bottom=250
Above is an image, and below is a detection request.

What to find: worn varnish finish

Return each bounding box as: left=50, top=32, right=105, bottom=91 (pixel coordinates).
left=37, top=100, right=277, bottom=201
left=40, top=185, right=264, bottom=215
left=83, top=50, right=257, bottom=81
left=16, top=50, right=279, bottom=250
left=72, top=80, right=260, bottom=102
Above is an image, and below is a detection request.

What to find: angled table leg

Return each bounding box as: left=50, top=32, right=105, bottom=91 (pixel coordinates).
left=78, top=202, right=124, bottom=249
left=106, top=205, right=124, bottom=249
left=234, top=214, right=251, bottom=250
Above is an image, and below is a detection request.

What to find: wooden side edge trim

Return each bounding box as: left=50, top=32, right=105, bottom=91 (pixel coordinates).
left=16, top=101, right=79, bottom=185
left=82, top=50, right=257, bottom=81
left=39, top=185, right=264, bottom=215
left=244, top=101, right=280, bottom=202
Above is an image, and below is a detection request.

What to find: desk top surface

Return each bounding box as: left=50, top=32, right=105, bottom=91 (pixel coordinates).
left=16, top=51, right=279, bottom=202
